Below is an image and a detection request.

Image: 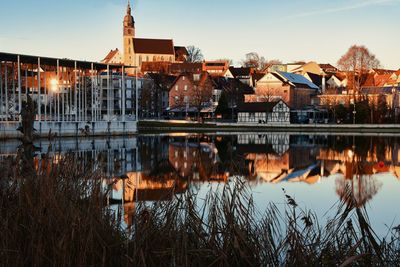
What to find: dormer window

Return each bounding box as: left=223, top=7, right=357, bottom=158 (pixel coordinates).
left=193, top=74, right=200, bottom=81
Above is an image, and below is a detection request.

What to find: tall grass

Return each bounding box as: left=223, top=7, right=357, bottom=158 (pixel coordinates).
left=1, top=153, right=399, bottom=266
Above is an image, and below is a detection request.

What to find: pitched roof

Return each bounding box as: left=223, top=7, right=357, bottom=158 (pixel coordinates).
left=170, top=62, right=203, bottom=74
left=174, top=46, right=188, bottom=61
left=277, top=71, right=319, bottom=90
left=237, top=101, right=280, bottom=112
left=374, top=74, right=392, bottom=87
left=229, top=67, right=254, bottom=77
left=211, top=76, right=254, bottom=94
left=141, top=61, right=171, bottom=73
left=306, top=72, right=322, bottom=87
left=319, top=63, right=338, bottom=72
left=371, top=68, right=396, bottom=75
left=102, top=49, right=120, bottom=64
left=145, top=72, right=177, bottom=91
left=133, top=38, right=174, bottom=55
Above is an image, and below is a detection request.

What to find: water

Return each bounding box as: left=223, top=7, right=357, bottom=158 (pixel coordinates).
left=2, top=133, right=400, bottom=235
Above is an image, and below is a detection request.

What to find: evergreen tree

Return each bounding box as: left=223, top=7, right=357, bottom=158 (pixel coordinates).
left=215, top=92, right=229, bottom=119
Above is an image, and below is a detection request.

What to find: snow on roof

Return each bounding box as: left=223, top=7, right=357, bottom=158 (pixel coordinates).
left=277, top=71, right=319, bottom=90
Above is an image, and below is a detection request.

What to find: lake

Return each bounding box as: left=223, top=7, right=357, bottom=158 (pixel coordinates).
left=2, top=133, right=400, bottom=235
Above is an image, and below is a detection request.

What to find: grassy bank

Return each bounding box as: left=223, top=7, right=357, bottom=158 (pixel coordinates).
left=1, top=153, right=399, bottom=266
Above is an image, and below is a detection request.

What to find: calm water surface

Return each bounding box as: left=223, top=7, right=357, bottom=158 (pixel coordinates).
left=2, top=133, right=399, bottom=235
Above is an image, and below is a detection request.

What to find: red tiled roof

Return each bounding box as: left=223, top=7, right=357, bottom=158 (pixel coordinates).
left=102, top=49, right=119, bottom=64
left=371, top=68, right=396, bottom=75
left=374, top=74, right=391, bottom=87
left=170, top=62, right=203, bottom=74
left=141, top=61, right=171, bottom=73
left=133, top=38, right=174, bottom=55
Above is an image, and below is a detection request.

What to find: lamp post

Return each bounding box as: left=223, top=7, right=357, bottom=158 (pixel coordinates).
left=392, top=87, right=397, bottom=124
left=350, top=98, right=356, bottom=124
left=50, top=78, right=59, bottom=121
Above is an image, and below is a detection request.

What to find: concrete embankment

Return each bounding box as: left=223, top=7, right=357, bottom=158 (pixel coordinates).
left=139, top=120, right=400, bottom=134
left=0, top=121, right=137, bottom=140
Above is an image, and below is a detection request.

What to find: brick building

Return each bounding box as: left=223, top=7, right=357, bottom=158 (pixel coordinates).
left=250, top=71, right=319, bottom=109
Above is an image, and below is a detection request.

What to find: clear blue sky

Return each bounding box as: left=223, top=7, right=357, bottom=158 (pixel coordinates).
left=0, top=0, right=399, bottom=69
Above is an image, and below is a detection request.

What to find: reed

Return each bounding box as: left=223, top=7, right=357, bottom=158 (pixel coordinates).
left=1, top=154, right=399, bottom=266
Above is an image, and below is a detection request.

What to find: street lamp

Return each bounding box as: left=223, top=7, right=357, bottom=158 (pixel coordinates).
left=50, top=78, right=60, bottom=121
left=350, top=98, right=356, bottom=124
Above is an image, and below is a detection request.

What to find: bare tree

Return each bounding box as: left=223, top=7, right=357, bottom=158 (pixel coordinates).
left=186, top=46, right=204, bottom=63
left=214, top=58, right=234, bottom=66
left=337, top=45, right=380, bottom=93
left=241, top=52, right=267, bottom=70
left=191, top=75, right=213, bottom=120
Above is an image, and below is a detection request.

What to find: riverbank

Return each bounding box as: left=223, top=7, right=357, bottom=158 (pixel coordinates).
left=139, top=120, right=400, bottom=134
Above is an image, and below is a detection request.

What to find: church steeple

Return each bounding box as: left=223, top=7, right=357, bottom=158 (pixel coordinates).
left=123, top=0, right=135, bottom=37
left=123, top=0, right=135, bottom=66
left=127, top=0, right=131, bottom=16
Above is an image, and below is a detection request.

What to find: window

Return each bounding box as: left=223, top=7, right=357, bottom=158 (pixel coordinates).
left=175, top=85, right=178, bottom=91
left=184, top=85, right=188, bottom=91
left=193, top=74, right=200, bottom=81
left=175, top=96, right=179, bottom=103
left=182, top=76, right=185, bottom=81
left=184, top=96, right=189, bottom=103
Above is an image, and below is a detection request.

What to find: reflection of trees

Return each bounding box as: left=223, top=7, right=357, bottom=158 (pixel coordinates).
left=335, top=174, right=382, bottom=208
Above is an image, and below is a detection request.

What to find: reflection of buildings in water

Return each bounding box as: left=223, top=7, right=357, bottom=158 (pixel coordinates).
left=271, top=164, right=322, bottom=184
left=245, top=153, right=289, bottom=182
left=238, top=133, right=290, bottom=156
left=109, top=170, right=189, bottom=226
left=318, top=148, right=400, bottom=179
left=335, top=174, right=382, bottom=208
left=238, top=134, right=321, bottom=184
left=168, top=140, right=228, bottom=183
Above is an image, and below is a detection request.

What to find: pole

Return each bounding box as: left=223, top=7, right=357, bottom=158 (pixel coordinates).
left=57, top=59, right=60, bottom=122
left=17, top=56, right=21, bottom=121
left=43, top=64, right=47, bottom=122
left=0, top=63, right=3, bottom=120
left=91, top=63, right=94, bottom=122
left=107, top=65, right=110, bottom=121
left=135, top=68, right=138, bottom=121
left=38, top=57, right=41, bottom=122
left=74, top=61, right=77, bottom=122
left=5, top=62, right=8, bottom=121
left=122, top=66, right=126, bottom=121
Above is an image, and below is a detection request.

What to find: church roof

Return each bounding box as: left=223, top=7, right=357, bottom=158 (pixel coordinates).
left=133, top=38, right=174, bottom=55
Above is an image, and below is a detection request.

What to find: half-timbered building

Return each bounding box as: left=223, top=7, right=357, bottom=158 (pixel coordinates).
left=237, top=99, right=290, bottom=124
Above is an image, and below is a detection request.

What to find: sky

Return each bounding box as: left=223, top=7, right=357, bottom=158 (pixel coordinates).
left=0, top=0, right=399, bottom=69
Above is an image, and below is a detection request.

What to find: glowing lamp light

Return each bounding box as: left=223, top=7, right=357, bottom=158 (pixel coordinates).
left=347, top=149, right=354, bottom=159
left=50, top=79, right=59, bottom=92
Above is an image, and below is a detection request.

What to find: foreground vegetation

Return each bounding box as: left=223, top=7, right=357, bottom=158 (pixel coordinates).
left=1, top=152, right=400, bottom=266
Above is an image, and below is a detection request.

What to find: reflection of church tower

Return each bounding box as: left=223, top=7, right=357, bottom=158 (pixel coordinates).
left=123, top=1, right=135, bottom=66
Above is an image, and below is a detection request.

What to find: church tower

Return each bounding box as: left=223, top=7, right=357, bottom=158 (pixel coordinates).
left=123, top=0, right=135, bottom=66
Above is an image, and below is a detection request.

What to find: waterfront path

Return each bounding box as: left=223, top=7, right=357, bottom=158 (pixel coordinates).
left=139, top=120, right=400, bottom=134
